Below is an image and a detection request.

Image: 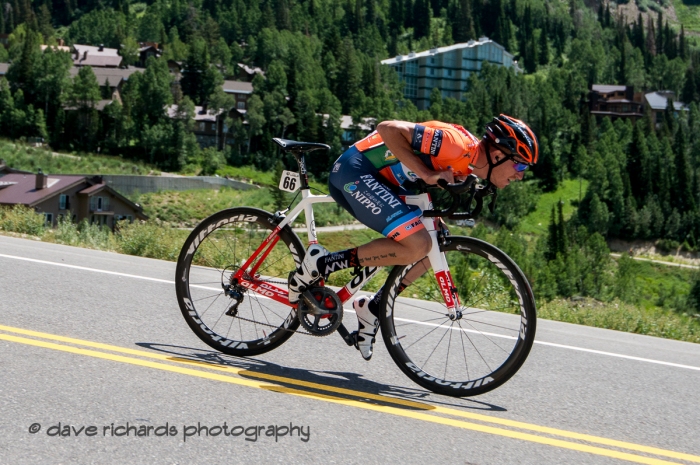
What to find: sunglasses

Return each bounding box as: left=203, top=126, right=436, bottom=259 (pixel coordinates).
left=512, top=161, right=529, bottom=172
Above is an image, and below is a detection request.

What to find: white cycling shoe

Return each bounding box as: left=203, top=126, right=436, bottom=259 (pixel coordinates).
left=353, top=295, right=379, bottom=361
left=288, top=244, right=329, bottom=304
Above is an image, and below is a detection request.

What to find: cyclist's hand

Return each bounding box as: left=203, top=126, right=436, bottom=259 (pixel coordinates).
left=424, top=168, right=455, bottom=187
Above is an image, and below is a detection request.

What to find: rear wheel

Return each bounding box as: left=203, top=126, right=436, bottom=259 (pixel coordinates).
left=175, top=207, right=304, bottom=356
left=380, top=236, right=536, bottom=397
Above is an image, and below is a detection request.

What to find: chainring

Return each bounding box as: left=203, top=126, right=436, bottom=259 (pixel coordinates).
left=297, top=287, right=343, bottom=337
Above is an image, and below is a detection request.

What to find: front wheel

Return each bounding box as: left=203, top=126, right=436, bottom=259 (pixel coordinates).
left=380, top=236, right=536, bottom=397
left=175, top=207, right=305, bottom=357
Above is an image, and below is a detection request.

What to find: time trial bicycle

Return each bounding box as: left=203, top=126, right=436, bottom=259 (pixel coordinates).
left=175, top=138, right=537, bottom=397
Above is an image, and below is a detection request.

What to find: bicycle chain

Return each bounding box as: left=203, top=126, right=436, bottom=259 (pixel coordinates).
left=228, top=313, right=316, bottom=336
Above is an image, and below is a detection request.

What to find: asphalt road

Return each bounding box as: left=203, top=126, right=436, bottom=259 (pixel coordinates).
left=1, top=234, right=699, bottom=465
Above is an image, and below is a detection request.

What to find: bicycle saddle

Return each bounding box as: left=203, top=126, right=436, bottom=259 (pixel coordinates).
left=273, top=138, right=330, bottom=153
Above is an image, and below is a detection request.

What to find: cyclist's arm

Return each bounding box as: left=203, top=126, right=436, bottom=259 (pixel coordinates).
left=376, top=121, right=455, bottom=185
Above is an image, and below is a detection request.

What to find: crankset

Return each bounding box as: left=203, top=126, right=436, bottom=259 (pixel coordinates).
left=297, top=286, right=343, bottom=337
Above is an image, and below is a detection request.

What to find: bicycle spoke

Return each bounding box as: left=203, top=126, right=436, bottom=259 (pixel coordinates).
left=420, top=321, right=452, bottom=371
left=402, top=319, right=451, bottom=352
left=457, top=322, right=471, bottom=380
left=457, top=320, right=494, bottom=373
left=459, top=317, right=522, bottom=334
left=444, top=323, right=454, bottom=380
left=193, top=292, right=225, bottom=303
left=394, top=315, right=450, bottom=327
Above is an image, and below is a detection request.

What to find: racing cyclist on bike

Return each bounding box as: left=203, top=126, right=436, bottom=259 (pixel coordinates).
left=289, top=115, right=539, bottom=360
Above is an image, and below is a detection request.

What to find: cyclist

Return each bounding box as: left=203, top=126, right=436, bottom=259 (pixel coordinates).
left=289, top=115, right=539, bottom=360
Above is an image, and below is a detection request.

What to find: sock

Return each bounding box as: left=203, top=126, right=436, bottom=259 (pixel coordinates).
left=316, top=247, right=358, bottom=277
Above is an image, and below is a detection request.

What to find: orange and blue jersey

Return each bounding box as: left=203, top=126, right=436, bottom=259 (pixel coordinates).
left=352, top=121, right=480, bottom=187
left=327, top=121, right=480, bottom=242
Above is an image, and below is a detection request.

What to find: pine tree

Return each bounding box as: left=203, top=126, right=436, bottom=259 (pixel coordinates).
left=646, top=16, right=656, bottom=59
left=413, top=0, right=431, bottom=40
left=656, top=11, right=663, bottom=56
left=275, top=0, right=292, bottom=30
left=673, top=123, right=696, bottom=212
left=664, top=21, right=676, bottom=59
left=618, top=39, right=626, bottom=84
left=452, top=0, right=475, bottom=42
left=680, top=25, right=687, bottom=60
left=524, top=31, right=537, bottom=73
left=0, top=4, right=5, bottom=35
left=539, top=19, right=550, bottom=66
left=628, top=121, right=651, bottom=203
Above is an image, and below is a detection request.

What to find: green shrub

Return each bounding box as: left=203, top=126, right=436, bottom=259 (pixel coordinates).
left=0, top=205, right=46, bottom=236
left=115, top=220, right=183, bottom=260
left=656, top=239, right=680, bottom=253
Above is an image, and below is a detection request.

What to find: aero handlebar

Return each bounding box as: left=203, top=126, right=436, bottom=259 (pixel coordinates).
left=421, top=175, right=497, bottom=220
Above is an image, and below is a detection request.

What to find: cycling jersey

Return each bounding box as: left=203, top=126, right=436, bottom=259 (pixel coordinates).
left=352, top=121, right=480, bottom=187
left=328, top=121, right=481, bottom=241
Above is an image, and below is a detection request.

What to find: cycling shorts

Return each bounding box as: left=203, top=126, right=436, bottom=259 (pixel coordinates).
left=328, top=147, right=425, bottom=241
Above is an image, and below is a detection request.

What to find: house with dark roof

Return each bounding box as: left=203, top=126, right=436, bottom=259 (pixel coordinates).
left=0, top=170, right=147, bottom=229
left=645, top=91, right=689, bottom=126
left=137, top=43, right=161, bottom=67
left=166, top=104, right=246, bottom=149
left=589, top=85, right=644, bottom=122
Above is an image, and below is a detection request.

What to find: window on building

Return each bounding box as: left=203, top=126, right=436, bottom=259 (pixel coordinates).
left=404, top=76, right=417, bottom=98
left=59, top=194, right=69, bottom=210
left=430, top=68, right=435, bottom=76
left=405, top=61, right=417, bottom=75
left=44, top=213, right=53, bottom=225
left=90, top=196, right=110, bottom=212
left=199, top=122, right=205, bottom=131
left=237, top=101, right=245, bottom=110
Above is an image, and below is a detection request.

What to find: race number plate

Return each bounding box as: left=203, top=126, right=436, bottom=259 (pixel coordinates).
left=278, top=170, right=300, bottom=192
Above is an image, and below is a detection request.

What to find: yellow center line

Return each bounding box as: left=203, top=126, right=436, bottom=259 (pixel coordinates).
left=0, top=324, right=698, bottom=464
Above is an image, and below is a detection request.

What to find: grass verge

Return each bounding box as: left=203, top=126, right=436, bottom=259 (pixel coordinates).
left=0, top=139, right=157, bottom=175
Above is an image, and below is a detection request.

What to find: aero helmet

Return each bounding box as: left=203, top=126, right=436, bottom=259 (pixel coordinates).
left=484, top=114, right=539, bottom=165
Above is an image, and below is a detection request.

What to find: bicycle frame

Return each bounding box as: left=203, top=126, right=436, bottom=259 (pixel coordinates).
left=233, top=187, right=462, bottom=316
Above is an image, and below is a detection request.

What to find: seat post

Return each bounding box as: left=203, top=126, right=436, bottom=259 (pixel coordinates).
left=293, top=152, right=311, bottom=190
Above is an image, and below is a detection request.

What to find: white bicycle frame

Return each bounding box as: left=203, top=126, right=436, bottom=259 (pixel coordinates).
left=271, top=188, right=460, bottom=316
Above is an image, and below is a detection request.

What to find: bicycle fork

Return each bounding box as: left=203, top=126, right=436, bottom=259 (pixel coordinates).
left=405, top=194, right=462, bottom=319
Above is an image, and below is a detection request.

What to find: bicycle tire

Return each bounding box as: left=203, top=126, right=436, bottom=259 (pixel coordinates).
left=175, top=207, right=305, bottom=356
left=380, top=236, right=536, bottom=397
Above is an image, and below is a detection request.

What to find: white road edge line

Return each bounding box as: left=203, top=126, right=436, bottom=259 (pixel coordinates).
left=2, top=252, right=699, bottom=372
